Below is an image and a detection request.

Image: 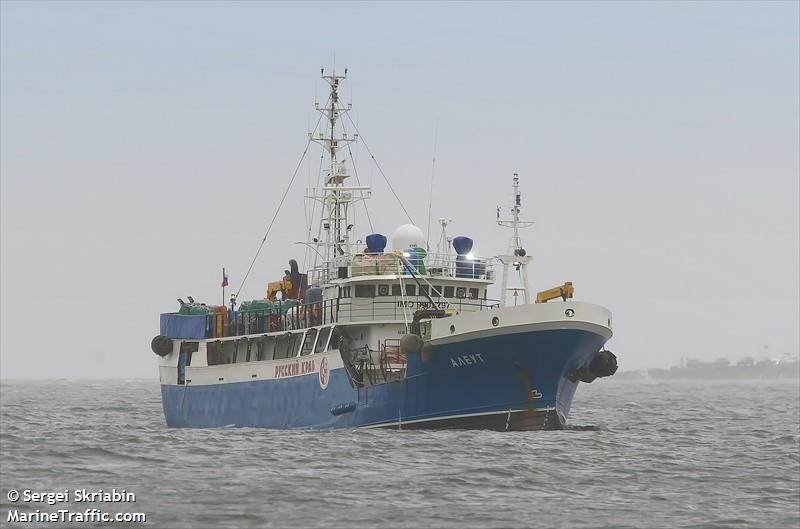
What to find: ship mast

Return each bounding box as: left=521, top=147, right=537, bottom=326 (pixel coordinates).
left=496, top=173, right=534, bottom=306
left=307, top=68, right=370, bottom=282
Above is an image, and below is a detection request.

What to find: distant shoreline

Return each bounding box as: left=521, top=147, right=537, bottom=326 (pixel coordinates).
left=613, top=362, right=799, bottom=381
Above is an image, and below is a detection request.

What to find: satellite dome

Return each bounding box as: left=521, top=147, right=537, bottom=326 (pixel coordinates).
left=390, top=224, right=426, bottom=251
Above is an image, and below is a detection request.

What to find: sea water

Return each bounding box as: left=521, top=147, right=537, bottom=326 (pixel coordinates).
left=1, top=378, right=798, bottom=528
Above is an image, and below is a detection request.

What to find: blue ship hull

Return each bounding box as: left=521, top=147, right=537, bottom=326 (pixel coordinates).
left=160, top=326, right=607, bottom=430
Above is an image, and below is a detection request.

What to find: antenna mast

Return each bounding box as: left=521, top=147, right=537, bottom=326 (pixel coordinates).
left=307, top=68, right=371, bottom=281
left=496, top=173, right=534, bottom=306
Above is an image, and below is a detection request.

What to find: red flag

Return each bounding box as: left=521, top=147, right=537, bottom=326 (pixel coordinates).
left=221, top=268, right=229, bottom=287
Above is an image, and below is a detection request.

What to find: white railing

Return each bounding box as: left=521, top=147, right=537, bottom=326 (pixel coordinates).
left=305, top=252, right=495, bottom=286
left=348, top=252, right=494, bottom=280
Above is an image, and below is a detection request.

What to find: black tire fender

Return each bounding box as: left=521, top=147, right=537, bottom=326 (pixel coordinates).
left=151, top=335, right=173, bottom=357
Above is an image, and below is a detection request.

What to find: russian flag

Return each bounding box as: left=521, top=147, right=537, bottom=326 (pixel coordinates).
left=221, top=268, right=229, bottom=287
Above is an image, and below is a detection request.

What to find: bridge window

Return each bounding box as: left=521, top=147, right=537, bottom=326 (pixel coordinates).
left=469, top=288, right=479, bottom=299
left=405, top=284, right=416, bottom=296
left=315, top=328, right=331, bottom=354
left=274, top=335, right=291, bottom=359
left=220, top=341, right=236, bottom=363
left=419, top=285, right=429, bottom=297
left=300, top=329, right=317, bottom=356
left=328, top=328, right=341, bottom=351
left=391, top=284, right=402, bottom=296
left=181, top=341, right=199, bottom=366
left=237, top=339, right=251, bottom=362
left=207, top=341, right=223, bottom=366
left=261, top=337, right=276, bottom=360
left=444, top=286, right=454, bottom=297
left=288, top=333, right=303, bottom=357
left=355, top=285, right=375, bottom=297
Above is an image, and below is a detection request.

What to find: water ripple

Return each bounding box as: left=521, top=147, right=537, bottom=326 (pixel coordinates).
left=1, top=378, right=798, bottom=528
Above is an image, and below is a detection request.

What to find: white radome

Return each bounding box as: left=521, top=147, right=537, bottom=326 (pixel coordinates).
left=390, top=224, right=426, bottom=251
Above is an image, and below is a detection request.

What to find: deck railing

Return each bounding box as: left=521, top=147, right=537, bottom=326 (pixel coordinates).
left=307, top=252, right=495, bottom=286
left=203, top=295, right=500, bottom=339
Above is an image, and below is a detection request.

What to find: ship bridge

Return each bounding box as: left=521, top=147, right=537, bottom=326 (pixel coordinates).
left=312, top=249, right=497, bottom=325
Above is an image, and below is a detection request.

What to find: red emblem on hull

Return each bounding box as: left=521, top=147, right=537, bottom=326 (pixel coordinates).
left=319, top=356, right=329, bottom=389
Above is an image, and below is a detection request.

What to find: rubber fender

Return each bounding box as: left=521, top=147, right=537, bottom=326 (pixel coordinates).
left=151, top=335, right=173, bottom=357
left=400, top=334, right=423, bottom=354
left=567, top=365, right=594, bottom=383
left=589, top=350, right=618, bottom=378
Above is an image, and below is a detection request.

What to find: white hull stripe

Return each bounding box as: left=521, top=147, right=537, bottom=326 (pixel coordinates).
left=432, top=320, right=611, bottom=346
left=358, top=406, right=557, bottom=429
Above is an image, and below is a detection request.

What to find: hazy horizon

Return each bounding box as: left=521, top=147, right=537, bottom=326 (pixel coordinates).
left=2, top=1, right=798, bottom=379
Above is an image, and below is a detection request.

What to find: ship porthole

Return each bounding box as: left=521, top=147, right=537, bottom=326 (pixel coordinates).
left=565, top=309, right=575, bottom=317
left=449, top=324, right=455, bottom=334
left=492, top=316, right=500, bottom=327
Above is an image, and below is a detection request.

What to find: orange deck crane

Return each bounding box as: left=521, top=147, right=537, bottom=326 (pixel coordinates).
left=535, top=282, right=574, bottom=303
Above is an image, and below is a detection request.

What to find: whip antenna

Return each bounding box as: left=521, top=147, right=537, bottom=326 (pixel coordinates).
left=426, top=122, right=439, bottom=250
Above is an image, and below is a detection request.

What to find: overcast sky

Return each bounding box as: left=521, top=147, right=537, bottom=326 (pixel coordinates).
left=1, top=1, right=798, bottom=379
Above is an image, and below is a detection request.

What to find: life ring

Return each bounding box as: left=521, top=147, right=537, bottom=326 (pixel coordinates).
left=151, top=335, right=173, bottom=357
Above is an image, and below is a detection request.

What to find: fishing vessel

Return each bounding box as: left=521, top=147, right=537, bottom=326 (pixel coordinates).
left=152, top=69, right=618, bottom=430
